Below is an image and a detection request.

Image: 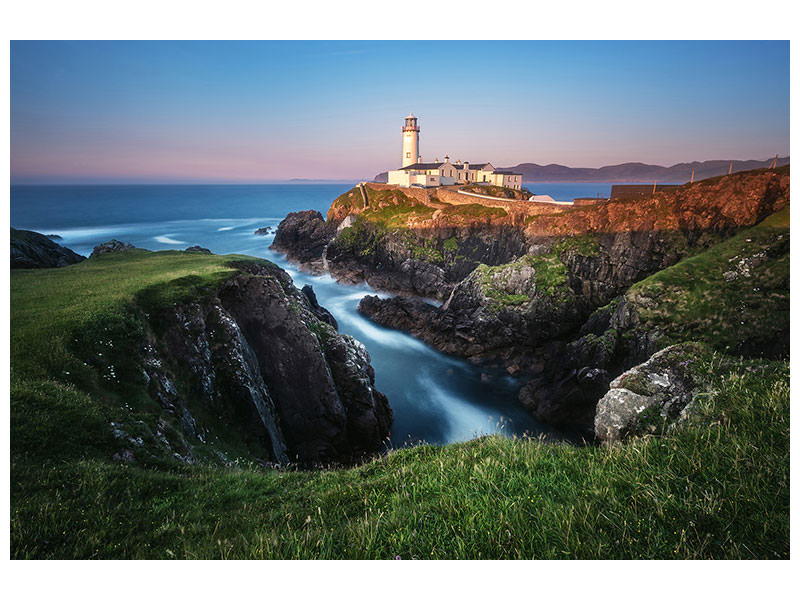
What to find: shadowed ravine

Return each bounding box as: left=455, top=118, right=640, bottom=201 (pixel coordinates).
left=264, top=254, right=563, bottom=446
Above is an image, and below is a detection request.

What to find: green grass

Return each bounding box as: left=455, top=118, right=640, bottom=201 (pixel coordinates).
left=11, top=355, right=788, bottom=559
left=627, top=207, right=789, bottom=354
left=10, top=233, right=790, bottom=559
left=11, top=249, right=269, bottom=381
left=554, top=233, right=600, bottom=257
left=364, top=202, right=437, bottom=229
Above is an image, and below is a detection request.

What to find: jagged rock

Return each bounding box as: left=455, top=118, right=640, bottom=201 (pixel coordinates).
left=275, top=169, right=789, bottom=432
left=90, top=239, right=136, bottom=258
left=145, top=261, right=391, bottom=465
left=185, top=245, right=212, bottom=254
left=358, top=295, right=437, bottom=337
left=10, top=228, right=85, bottom=269
left=271, top=210, right=336, bottom=273
left=254, top=226, right=273, bottom=236
left=301, top=284, right=338, bottom=329
left=594, top=343, right=704, bottom=444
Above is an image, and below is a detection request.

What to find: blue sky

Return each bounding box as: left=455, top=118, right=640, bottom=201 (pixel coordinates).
left=10, top=40, right=790, bottom=183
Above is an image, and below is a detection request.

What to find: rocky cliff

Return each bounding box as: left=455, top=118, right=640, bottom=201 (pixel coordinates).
left=12, top=239, right=393, bottom=467
left=518, top=205, right=790, bottom=428
left=272, top=167, right=789, bottom=435
left=141, top=259, right=392, bottom=465
left=11, top=228, right=85, bottom=268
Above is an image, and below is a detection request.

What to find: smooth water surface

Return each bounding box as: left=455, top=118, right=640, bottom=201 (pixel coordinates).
left=11, top=183, right=610, bottom=446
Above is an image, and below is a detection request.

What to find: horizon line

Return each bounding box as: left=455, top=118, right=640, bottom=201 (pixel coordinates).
left=10, top=155, right=790, bottom=186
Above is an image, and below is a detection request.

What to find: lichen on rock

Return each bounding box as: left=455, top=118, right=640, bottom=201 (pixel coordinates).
left=594, top=343, right=706, bottom=444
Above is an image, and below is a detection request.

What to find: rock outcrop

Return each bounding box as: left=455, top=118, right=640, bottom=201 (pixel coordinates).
left=137, top=260, right=391, bottom=465
left=271, top=210, right=335, bottom=274
left=273, top=167, right=790, bottom=433
left=10, top=228, right=85, bottom=269
left=185, top=245, right=212, bottom=254
left=594, top=344, right=704, bottom=444
left=90, top=239, right=137, bottom=258
left=519, top=204, right=790, bottom=429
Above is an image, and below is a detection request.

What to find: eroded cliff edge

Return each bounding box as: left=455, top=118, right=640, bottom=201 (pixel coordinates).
left=40, top=249, right=392, bottom=467
left=270, top=167, right=789, bottom=433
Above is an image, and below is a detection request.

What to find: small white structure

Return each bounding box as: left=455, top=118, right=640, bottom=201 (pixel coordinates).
left=387, top=114, right=523, bottom=190
left=401, top=113, right=420, bottom=168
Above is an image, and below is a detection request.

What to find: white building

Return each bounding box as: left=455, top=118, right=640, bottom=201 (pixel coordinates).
left=387, top=113, right=523, bottom=190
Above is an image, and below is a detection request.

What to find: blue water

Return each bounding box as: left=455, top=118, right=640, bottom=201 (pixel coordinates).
left=528, top=182, right=615, bottom=201
left=11, top=183, right=597, bottom=447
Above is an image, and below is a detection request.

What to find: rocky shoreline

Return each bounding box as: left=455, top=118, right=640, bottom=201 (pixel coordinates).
left=14, top=233, right=393, bottom=466
left=269, top=168, right=790, bottom=437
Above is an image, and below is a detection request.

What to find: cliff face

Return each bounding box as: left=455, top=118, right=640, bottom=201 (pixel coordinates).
left=273, top=185, right=531, bottom=299
left=11, top=228, right=85, bottom=269
left=272, top=167, right=789, bottom=433
left=518, top=205, right=789, bottom=428
left=138, top=260, right=392, bottom=466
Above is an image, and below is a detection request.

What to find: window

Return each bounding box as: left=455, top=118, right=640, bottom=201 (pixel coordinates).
left=406, top=152, right=411, bottom=158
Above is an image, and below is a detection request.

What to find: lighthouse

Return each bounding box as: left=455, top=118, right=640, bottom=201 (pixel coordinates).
left=401, top=113, right=420, bottom=168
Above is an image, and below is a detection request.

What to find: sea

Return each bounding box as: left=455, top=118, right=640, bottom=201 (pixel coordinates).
left=10, top=182, right=616, bottom=447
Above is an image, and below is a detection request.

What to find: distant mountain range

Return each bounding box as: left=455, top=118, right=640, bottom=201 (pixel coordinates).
left=373, top=157, right=789, bottom=184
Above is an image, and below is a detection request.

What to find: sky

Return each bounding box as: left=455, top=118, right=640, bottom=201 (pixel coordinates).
left=10, top=40, right=790, bottom=183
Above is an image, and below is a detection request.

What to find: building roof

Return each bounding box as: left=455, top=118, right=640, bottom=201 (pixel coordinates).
left=400, top=162, right=446, bottom=171
left=400, top=161, right=508, bottom=173
left=448, top=162, right=493, bottom=171
left=494, top=169, right=522, bottom=176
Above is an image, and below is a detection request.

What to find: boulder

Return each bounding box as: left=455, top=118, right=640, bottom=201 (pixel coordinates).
left=594, top=343, right=705, bottom=444
left=185, top=245, right=212, bottom=254
left=271, top=210, right=336, bottom=270
left=90, top=239, right=136, bottom=258
left=11, top=228, right=85, bottom=269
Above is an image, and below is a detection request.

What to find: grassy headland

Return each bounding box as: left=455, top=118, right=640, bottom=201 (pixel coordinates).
left=11, top=244, right=790, bottom=558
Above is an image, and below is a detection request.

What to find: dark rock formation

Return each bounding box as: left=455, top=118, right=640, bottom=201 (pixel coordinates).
left=594, top=344, right=704, bottom=444
left=358, top=295, right=438, bottom=338
left=90, top=239, right=136, bottom=258
left=254, top=226, right=273, bottom=236
left=271, top=210, right=336, bottom=274
left=326, top=224, right=528, bottom=300
left=301, top=284, right=338, bottom=329
left=185, top=245, right=212, bottom=254
left=11, top=228, right=85, bottom=269
left=141, top=261, right=391, bottom=465
left=275, top=167, right=790, bottom=433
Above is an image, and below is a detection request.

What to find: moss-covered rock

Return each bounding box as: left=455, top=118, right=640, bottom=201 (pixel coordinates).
left=594, top=343, right=708, bottom=444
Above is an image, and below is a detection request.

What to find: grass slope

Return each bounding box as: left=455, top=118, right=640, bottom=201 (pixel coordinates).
left=627, top=207, right=789, bottom=355
left=11, top=242, right=790, bottom=559
left=12, top=357, right=788, bottom=559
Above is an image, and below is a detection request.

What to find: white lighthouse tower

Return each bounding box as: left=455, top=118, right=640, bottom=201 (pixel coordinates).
left=401, top=113, right=420, bottom=168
